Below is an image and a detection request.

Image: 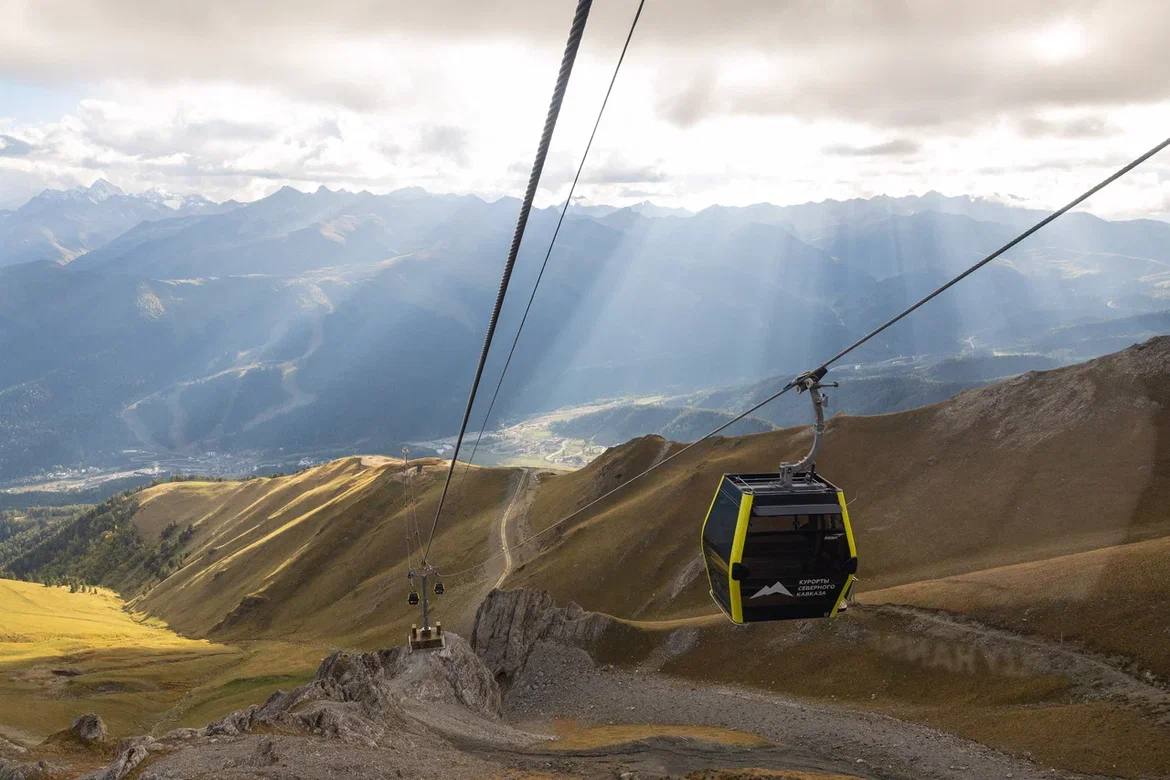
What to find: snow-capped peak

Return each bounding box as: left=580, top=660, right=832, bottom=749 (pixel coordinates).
left=86, top=178, right=124, bottom=202
left=140, top=189, right=215, bottom=211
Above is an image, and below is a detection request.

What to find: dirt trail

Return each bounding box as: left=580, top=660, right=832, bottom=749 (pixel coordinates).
left=868, top=603, right=1170, bottom=721
left=493, top=469, right=536, bottom=590
left=652, top=436, right=674, bottom=467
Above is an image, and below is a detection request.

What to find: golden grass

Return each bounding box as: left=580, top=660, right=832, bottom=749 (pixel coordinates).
left=0, top=578, right=328, bottom=744
left=0, top=578, right=244, bottom=743
left=915, top=701, right=1170, bottom=779
left=547, top=718, right=769, bottom=750
left=0, top=578, right=217, bottom=664
left=133, top=480, right=249, bottom=543
left=126, top=457, right=519, bottom=651
left=686, top=771, right=859, bottom=780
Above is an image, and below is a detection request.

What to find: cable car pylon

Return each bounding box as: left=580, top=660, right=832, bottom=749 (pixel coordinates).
left=400, top=446, right=444, bottom=651
left=407, top=562, right=445, bottom=651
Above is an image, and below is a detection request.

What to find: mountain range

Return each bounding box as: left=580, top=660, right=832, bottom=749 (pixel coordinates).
left=0, top=179, right=230, bottom=267
left=1, top=181, right=1169, bottom=484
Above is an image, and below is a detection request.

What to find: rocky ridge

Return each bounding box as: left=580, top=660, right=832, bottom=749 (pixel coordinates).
left=52, top=636, right=514, bottom=780
left=471, top=588, right=616, bottom=685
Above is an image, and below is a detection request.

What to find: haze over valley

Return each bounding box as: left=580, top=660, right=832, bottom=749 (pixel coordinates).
left=3, top=180, right=1169, bottom=495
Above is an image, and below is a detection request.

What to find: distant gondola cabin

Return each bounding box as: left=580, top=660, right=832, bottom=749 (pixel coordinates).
left=701, top=472, right=857, bottom=623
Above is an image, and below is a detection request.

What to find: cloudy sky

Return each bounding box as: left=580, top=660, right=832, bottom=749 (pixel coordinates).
left=1, top=0, right=1168, bottom=218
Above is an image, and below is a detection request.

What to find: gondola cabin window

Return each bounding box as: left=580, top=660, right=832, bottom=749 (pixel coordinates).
left=702, top=489, right=740, bottom=612
left=741, top=513, right=851, bottom=577
left=703, top=491, right=739, bottom=560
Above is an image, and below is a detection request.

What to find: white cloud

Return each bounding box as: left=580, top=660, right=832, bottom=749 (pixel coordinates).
left=0, top=1, right=1167, bottom=218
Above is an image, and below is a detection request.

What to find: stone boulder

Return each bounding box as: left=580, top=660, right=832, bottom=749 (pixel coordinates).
left=69, top=714, right=107, bottom=746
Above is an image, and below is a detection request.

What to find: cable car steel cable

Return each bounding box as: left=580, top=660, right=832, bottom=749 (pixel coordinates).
left=399, top=451, right=417, bottom=571
left=436, top=135, right=1170, bottom=586
left=450, top=0, right=647, bottom=515
left=403, top=448, right=426, bottom=569
left=422, top=0, right=595, bottom=566
left=814, top=136, right=1170, bottom=376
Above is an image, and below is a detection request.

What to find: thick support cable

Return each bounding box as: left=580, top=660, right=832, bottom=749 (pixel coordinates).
left=423, top=0, right=593, bottom=564
left=454, top=0, right=646, bottom=511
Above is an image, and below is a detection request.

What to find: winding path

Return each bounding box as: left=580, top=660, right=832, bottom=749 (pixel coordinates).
left=492, top=469, right=535, bottom=591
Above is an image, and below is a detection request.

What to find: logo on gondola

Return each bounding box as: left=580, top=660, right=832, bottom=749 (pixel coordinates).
left=750, top=581, right=794, bottom=599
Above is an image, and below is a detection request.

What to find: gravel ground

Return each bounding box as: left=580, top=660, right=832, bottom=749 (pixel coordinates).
left=503, top=641, right=1105, bottom=780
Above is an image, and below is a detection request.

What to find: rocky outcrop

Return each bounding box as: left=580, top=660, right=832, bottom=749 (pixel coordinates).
left=69, top=714, right=107, bottom=746
left=78, top=632, right=503, bottom=778
left=471, top=589, right=615, bottom=684
left=208, top=631, right=499, bottom=745
left=3, top=715, right=107, bottom=780
left=0, top=758, right=54, bottom=780
left=79, top=738, right=152, bottom=780
left=50, top=594, right=632, bottom=779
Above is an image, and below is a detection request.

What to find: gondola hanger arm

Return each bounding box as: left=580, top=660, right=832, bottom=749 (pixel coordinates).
left=779, top=367, right=837, bottom=485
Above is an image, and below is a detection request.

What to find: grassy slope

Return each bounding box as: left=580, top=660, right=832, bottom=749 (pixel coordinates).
left=863, top=534, right=1170, bottom=678
left=630, top=609, right=1170, bottom=779
left=131, top=456, right=515, bottom=646
left=0, top=578, right=241, bottom=742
